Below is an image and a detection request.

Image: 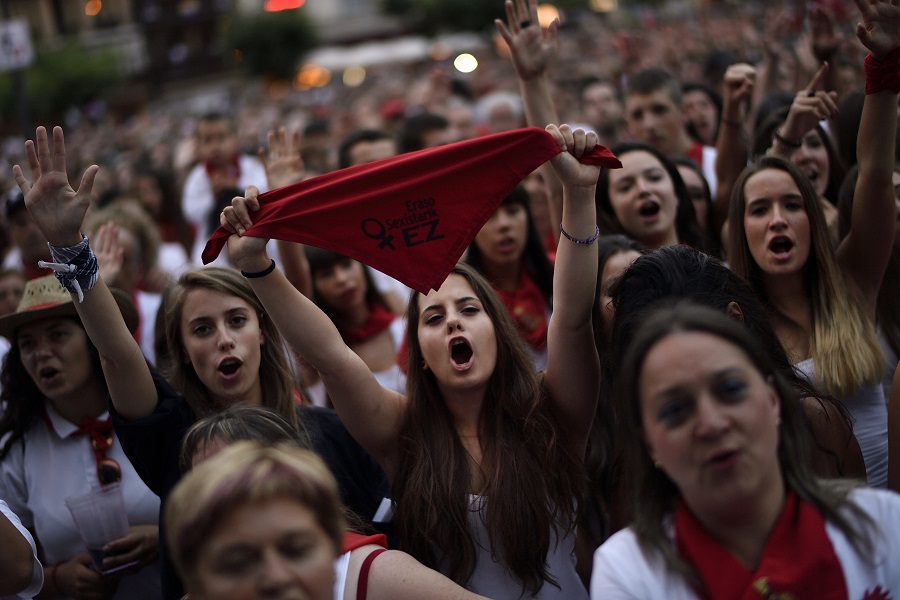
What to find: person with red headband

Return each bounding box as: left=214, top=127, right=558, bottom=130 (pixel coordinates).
left=218, top=123, right=602, bottom=598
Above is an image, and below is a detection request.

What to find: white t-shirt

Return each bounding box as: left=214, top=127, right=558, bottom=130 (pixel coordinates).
left=0, top=499, right=43, bottom=600
left=591, top=487, right=900, bottom=599
left=0, top=404, right=162, bottom=600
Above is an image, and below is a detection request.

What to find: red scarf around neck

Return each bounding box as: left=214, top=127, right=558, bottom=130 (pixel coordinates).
left=493, top=269, right=548, bottom=351
left=675, top=491, right=848, bottom=600
left=341, top=303, right=396, bottom=345
left=202, top=128, right=621, bottom=293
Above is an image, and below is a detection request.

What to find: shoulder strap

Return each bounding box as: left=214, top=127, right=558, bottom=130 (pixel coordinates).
left=356, top=548, right=388, bottom=600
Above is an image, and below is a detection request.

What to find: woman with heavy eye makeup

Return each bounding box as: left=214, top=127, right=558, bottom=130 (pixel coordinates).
left=591, top=303, right=900, bottom=599
left=220, top=124, right=603, bottom=598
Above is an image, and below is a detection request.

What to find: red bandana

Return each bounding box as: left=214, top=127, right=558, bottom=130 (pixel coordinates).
left=493, top=270, right=548, bottom=351
left=202, top=128, right=621, bottom=293
left=675, top=491, right=848, bottom=600
left=341, top=304, right=396, bottom=345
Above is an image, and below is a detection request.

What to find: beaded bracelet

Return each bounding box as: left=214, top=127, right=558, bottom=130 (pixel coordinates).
left=241, top=259, right=277, bottom=279
left=39, top=236, right=98, bottom=303
left=559, top=223, right=600, bottom=245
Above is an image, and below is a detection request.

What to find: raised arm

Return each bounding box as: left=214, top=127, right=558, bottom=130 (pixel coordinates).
left=221, top=194, right=406, bottom=473
left=542, top=125, right=601, bottom=450
left=836, top=0, right=899, bottom=311
left=12, top=126, right=157, bottom=421
left=713, top=63, right=755, bottom=234
left=496, top=0, right=565, bottom=242
left=258, top=127, right=315, bottom=297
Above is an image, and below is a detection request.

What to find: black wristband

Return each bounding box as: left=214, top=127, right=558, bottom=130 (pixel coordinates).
left=773, top=129, right=801, bottom=149
left=241, top=259, right=276, bottom=279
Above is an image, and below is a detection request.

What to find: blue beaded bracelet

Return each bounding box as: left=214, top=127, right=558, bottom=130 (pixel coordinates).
left=559, top=223, right=599, bottom=245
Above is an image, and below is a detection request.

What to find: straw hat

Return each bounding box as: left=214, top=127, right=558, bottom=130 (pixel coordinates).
left=0, top=275, right=139, bottom=339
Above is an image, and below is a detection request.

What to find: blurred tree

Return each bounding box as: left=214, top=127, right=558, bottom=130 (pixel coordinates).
left=224, top=9, right=317, bottom=82
left=0, top=41, right=122, bottom=122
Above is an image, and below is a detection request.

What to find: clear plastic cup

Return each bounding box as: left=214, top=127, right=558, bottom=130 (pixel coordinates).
left=65, top=484, right=130, bottom=572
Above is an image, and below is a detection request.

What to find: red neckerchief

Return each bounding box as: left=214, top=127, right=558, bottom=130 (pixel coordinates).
left=685, top=142, right=705, bottom=170
left=41, top=409, right=114, bottom=463
left=342, top=531, right=388, bottom=553
left=341, top=304, right=395, bottom=345
left=493, top=269, right=548, bottom=351
left=202, top=128, right=621, bottom=293
left=675, top=491, right=848, bottom=600
left=203, top=155, right=241, bottom=181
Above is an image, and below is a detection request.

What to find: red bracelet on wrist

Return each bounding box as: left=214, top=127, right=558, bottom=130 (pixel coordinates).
left=864, top=46, right=900, bottom=95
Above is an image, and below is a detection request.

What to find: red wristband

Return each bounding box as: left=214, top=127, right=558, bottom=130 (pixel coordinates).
left=864, top=47, right=900, bottom=95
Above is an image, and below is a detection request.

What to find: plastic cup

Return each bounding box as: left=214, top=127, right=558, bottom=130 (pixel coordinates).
left=65, top=483, right=130, bottom=571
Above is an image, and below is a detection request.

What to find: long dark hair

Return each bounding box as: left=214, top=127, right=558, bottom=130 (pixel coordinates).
left=305, top=247, right=393, bottom=333
left=161, top=267, right=299, bottom=428
left=465, top=184, right=554, bottom=307
left=595, top=141, right=705, bottom=251
left=393, top=263, right=583, bottom=594
left=616, top=303, right=874, bottom=585
left=751, top=106, right=846, bottom=207
left=0, top=317, right=104, bottom=459
left=728, top=156, right=884, bottom=397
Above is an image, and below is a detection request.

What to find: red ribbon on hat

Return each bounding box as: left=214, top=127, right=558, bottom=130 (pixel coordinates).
left=202, top=127, right=621, bottom=294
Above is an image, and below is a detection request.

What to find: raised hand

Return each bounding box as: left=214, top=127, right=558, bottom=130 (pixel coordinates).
left=854, top=0, right=900, bottom=59
left=93, top=222, right=124, bottom=286
left=220, top=186, right=271, bottom=272
left=546, top=124, right=601, bottom=189
left=495, top=0, right=558, bottom=80
left=12, top=126, right=96, bottom=248
left=258, top=127, right=306, bottom=189
left=721, top=63, right=757, bottom=118
left=780, top=63, right=839, bottom=143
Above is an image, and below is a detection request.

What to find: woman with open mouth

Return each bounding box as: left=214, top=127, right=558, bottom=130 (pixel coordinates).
left=12, top=127, right=390, bottom=600
left=218, top=124, right=602, bottom=599
left=727, top=7, right=899, bottom=489
left=596, top=141, right=706, bottom=252
left=0, top=275, right=161, bottom=599
left=591, top=303, right=900, bottom=598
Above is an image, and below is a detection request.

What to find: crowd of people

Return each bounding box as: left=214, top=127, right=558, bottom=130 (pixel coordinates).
left=0, top=0, right=898, bottom=597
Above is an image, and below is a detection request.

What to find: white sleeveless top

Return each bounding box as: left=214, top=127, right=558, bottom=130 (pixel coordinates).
left=794, top=358, right=887, bottom=487
left=438, top=495, right=588, bottom=600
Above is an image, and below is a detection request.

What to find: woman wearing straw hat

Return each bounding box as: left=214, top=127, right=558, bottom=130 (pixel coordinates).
left=0, top=275, right=161, bottom=600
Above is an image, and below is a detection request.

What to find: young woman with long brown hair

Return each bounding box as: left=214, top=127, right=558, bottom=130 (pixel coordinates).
left=727, top=0, right=899, bottom=487
left=219, top=124, right=603, bottom=598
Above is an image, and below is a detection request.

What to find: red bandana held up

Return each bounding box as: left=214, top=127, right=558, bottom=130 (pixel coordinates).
left=674, top=491, right=848, bottom=600
left=202, top=127, right=621, bottom=293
